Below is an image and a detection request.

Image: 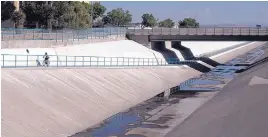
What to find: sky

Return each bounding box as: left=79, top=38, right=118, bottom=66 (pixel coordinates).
left=101, top=1, right=268, bottom=26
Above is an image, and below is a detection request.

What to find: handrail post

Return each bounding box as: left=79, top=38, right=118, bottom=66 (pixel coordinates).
left=123, top=57, right=124, bottom=66
left=66, top=56, right=67, bottom=67
left=15, top=55, right=17, bottom=68
left=104, top=57, right=106, bottom=66
left=33, top=29, right=35, bottom=39
left=90, top=56, right=91, bottom=67
left=143, top=58, right=144, bottom=66
left=74, top=56, right=76, bottom=67
left=110, top=57, right=112, bottom=66
left=82, top=56, right=84, bottom=67
left=57, top=56, right=59, bottom=67
left=97, top=57, right=99, bottom=66
left=128, top=58, right=129, bottom=66
left=78, top=29, right=80, bottom=41
left=42, top=29, right=44, bottom=40
left=26, top=55, right=28, bottom=67
left=72, top=29, right=74, bottom=41
left=13, top=29, right=15, bottom=39
left=117, top=57, right=118, bottom=66
left=2, top=55, right=4, bottom=67
left=56, top=29, right=58, bottom=42
left=62, top=29, right=64, bottom=42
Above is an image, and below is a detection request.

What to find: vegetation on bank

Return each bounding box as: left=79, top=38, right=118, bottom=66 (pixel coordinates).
left=1, top=1, right=200, bottom=29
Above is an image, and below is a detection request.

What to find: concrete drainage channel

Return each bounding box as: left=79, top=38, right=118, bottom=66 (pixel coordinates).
left=70, top=44, right=268, bottom=137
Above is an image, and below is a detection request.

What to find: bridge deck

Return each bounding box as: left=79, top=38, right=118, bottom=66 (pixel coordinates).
left=126, top=28, right=268, bottom=41
left=127, top=28, right=268, bottom=35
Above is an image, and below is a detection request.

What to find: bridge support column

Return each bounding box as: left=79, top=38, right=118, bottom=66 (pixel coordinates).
left=171, top=41, right=182, bottom=49
left=171, top=41, right=195, bottom=60
left=151, top=41, right=165, bottom=50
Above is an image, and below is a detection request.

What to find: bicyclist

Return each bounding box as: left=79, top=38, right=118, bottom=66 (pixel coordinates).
left=43, top=52, right=50, bottom=66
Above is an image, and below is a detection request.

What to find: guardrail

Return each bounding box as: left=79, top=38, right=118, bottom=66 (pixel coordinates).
left=126, top=27, right=268, bottom=36
left=1, top=27, right=126, bottom=41
left=1, top=54, right=197, bottom=68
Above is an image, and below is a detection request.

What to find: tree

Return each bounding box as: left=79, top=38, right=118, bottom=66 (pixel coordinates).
left=141, top=13, right=157, bottom=27
left=21, top=1, right=92, bottom=29
left=159, top=18, right=174, bottom=28
left=68, top=1, right=91, bottom=28
left=178, top=18, right=199, bottom=28
left=91, top=2, right=106, bottom=20
left=1, top=1, right=15, bottom=22
left=22, top=2, right=45, bottom=27
left=103, top=8, right=132, bottom=26
left=11, top=10, right=26, bottom=28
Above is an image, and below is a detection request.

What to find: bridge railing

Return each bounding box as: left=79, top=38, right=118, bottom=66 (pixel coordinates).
left=1, top=54, right=197, bottom=68
left=126, top=27, right=268, bottom=36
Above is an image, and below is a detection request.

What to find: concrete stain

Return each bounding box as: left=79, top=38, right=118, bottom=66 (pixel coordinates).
left=71, top=90, right=198, bottom=137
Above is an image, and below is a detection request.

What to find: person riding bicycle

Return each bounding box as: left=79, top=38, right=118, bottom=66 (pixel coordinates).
left=43, top=52, right=50, bottom=66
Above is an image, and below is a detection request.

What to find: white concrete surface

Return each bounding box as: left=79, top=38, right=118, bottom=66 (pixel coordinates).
left=2, top=67, right=202, bottom=137
left=1, top=40, right=248, bottom=67
left=2, top=41, right=266, bottom=137
left=165, top=41, right=247, bottom=60
left=182, top=41, right=246, bottom=57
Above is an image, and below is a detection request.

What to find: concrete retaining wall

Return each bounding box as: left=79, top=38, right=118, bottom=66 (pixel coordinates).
left=1, top=36, right=126, bottom=49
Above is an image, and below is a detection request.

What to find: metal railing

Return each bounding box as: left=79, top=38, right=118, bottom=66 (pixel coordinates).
left=1, top=54, right=197, bottom=68
left=126, top=27, right=268, bottom=36
left=1, top=27, right=127, bottom=41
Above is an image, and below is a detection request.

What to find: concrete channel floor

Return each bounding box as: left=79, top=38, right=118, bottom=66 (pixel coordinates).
left=165, top=58, right=268, bottom=137
left=71, top=43, right=268, bottom=137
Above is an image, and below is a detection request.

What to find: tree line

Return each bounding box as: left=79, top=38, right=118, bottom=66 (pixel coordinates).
left=1, top=1, right=199, bottom=29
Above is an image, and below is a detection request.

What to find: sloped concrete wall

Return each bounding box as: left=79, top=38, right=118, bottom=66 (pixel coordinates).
left=1, top=67, right=201, bottom=137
